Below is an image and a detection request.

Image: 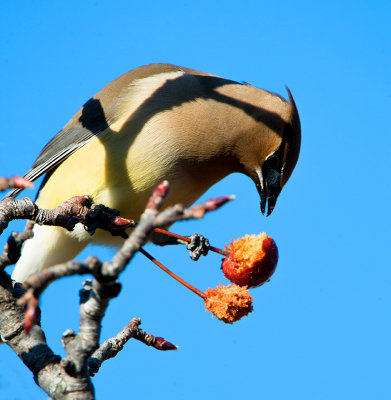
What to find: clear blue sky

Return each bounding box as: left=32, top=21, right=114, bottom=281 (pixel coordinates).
left=1, top=1, right=390, bottom=399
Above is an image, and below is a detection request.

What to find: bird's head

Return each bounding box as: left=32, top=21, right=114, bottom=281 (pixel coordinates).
left=237, top=87, right=301, bottom=216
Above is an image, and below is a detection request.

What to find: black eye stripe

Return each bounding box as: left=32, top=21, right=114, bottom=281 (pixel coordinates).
left=264, top=138, right=286, bottom=171
left=265, top=154, right=279, bottom=169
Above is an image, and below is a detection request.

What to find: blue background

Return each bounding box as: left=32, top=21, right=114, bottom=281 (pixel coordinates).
left=1, top=1, right=390, bottom=399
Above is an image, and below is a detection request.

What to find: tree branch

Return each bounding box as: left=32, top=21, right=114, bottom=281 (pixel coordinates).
left=88, top=318, right=177, bottom=376
left=0, top=180, right=233, bottom=399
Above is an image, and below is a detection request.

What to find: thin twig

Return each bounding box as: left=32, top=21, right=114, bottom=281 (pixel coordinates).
left=0, top=221, right=34, bottom=270
left=153, top=228, right=230, bottom=256
left=88, top=318, right=177, bottom=376
left=139, top=248, right=206, bottom=299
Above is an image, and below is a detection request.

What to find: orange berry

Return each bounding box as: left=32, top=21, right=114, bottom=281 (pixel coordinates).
left=221, top=233, right=278, bottom=288
left=204, top=284, right=253, bottom=323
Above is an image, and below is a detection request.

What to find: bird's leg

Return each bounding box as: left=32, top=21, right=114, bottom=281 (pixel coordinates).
left=150, top=231, right=210, bottom=261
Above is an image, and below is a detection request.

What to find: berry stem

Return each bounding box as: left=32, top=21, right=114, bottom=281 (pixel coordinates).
left=153, top=228, right=230, bottom=257
left=139, top=248, right=206, bottom=300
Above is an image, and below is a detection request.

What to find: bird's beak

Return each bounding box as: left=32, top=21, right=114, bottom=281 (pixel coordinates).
left=257, top=168, right=282, bottom=217
left=259, top=190, right=278, bottom=217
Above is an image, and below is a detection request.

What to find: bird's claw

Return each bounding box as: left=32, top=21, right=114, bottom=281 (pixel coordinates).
left=186, top=234, right=210, bottom=261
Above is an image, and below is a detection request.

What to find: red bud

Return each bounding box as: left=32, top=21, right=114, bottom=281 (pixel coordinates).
left=24, top=306, right=37, bottom=334
left=153, top=337, right=178, bottom=351
left=112, top=216, right=135, bottom=228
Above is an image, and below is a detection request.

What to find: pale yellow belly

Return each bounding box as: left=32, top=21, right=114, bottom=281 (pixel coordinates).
left=36, top=129, right=219, bottom=247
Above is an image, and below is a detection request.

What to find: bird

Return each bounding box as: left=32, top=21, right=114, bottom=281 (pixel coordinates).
left=7, top=63, right=301, bottom=282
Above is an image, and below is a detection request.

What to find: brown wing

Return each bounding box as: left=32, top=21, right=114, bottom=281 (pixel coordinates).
left=6, top=63, right=188, bottom=198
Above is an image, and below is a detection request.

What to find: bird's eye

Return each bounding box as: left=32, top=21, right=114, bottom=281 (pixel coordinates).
left=265, top=154, right=279, bottom=170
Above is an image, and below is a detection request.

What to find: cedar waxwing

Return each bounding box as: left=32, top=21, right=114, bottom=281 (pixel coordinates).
left=8, top=63, right=301, bottom=282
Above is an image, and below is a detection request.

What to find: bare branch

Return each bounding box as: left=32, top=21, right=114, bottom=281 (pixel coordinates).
left=88, top=318, right=177, bottom=376
left=0, top=197, right=39, bottom=234
left=20, top=257, right=102, bottom=301
left=0, top=195, right=135, bottom=237
left=133, top=327, right=178, bottom=351
left=0, top=272, right=94, bottom=400
left=0, top=221, right=34, bottom=270
left=0, top=181, right=235, bottom=399
left=60, top=278, right=121, bottom=380
left=102, top=186, right=234, bottom=278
